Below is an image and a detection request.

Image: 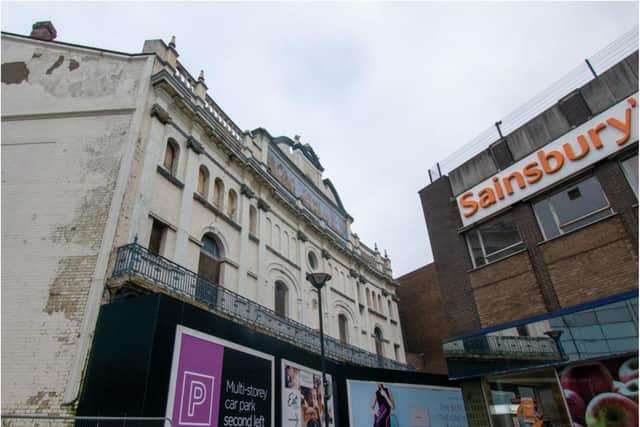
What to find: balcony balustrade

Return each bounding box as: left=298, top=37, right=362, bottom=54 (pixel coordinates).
left=443, top=335, right=564, bottom=361
left=109, top=242, right=414, bottom=371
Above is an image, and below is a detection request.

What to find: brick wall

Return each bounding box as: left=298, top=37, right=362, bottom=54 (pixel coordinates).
left=1, top=35, right=149, bottom=414
left=541, top=215, right=638, bottom=307
left=419, top=177, right=480, bottom=336
left=469, top=251, right=547, bottom=328
left=397, top=264, right=450, bottom=374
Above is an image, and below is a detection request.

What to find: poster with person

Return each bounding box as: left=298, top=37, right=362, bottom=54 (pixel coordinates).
left=165, top=325, right=274, bottom=427
left=346, top=380, right=468, bottom=427
left=282, top=359, right=335, bottom=427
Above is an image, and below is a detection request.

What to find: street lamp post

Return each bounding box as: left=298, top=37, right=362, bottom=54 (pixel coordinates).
left=306, top=272, right=332, bottom=427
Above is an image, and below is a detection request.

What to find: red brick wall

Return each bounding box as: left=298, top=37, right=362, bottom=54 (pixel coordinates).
left=397, top=264, right=450, bottom=374
left=469, top=251, right=547, bottom=328
left=541, top=215, right=638, bottom=307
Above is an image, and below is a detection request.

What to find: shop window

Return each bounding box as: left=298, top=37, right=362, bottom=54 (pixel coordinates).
left=148, top=218, right=168, bottom=256
left=620, top=154, right=638, bottom=198
left=227, top=189, right=238, bottom=220
left=249, top=205, right=258, bottom=235
left=197, top=165, right=209, bottom=197
left=338, top=314, right=348, bottom=344
left=533, top=176, right=612, bottom=240
left=275, top=281, right=288, bottom=317
left=466, top=215, right=524, bottom=268
left=163, top=138, right=179, bottom=175
left=213, top=178, right=225, bottom=208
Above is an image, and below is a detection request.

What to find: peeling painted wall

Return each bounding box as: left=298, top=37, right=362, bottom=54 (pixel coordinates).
left=1, top=35, right=152, bottom=414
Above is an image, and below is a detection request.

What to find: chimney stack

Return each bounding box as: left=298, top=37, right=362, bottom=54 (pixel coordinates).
left=30, top=21, right=57, bottom=41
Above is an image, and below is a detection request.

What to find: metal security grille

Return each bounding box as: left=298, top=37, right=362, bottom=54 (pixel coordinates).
left=0, top=415, right=171, bottom=427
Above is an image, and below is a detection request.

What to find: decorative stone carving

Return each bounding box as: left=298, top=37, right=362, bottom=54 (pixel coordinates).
left=150, top=103, right=171, bottom=124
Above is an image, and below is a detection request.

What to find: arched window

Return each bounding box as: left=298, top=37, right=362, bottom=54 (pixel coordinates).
left=163, top=138, right=179, bottom=174
left=265, top=217, right=273, bottom=245
left=227, top=189, right=238, bottom=220
left=249, top=205, right=258, bottom=235
left=374, top=327, right=384, bottom=357
left=197, top=233, right=223, bottom=305
left=213, top=178, right=225, bottom=208
left=338, top=314, right=348, bottom=344
left=275, top=280, right=288, bottom=317
left=283, top=231, right=289, bottom=256
left=274, top=224, right=281, bottom=250
left=197, top=165, right=209, bottom=197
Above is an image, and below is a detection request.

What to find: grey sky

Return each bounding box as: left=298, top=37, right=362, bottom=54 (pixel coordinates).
left=2, top=2, right=637, bottom=277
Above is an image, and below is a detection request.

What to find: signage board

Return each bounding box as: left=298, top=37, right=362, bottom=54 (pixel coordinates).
left=457, top=94, right=638, bottom=227
left=346, top=380, right=468, bottom=427
left=165, top=325, right=274, bottom=427
left=281, top=359, right=335, bottom=426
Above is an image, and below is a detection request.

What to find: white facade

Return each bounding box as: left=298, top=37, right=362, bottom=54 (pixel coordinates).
left=1, top=31, right=406, bottom=414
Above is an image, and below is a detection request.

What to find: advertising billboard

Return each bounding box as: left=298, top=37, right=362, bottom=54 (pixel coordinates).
left=166, top=325, right=274, bottom=427
left=559, top=355, right=638, bottom=427
left=282, top=359, right=335, bottom=427
left=346, top=380, right=468, bottom=427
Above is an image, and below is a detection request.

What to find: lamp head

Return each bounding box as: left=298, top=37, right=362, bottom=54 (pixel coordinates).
left=306, top=272, right=331, bottom=290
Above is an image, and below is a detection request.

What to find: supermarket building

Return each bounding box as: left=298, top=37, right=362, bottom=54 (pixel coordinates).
left=417, top=27, right=639, bottom=426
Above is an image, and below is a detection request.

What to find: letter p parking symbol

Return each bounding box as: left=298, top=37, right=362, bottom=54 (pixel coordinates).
left=179, top=371, right=215, bottom=426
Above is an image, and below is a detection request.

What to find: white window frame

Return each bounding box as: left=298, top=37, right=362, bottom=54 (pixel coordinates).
left=533, top=175, right=613, bottom=241
left=465, top=218, right=524, bottom=268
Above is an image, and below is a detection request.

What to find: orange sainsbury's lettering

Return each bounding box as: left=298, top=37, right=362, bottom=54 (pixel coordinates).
left=458, top=95, right=636, bottom=220
left=460, top=192, right=479, bottom=217
left=562, top=135, right=590, bottom=161
left=607, top=107, right=632, bottom=146
left=588, top=122, right=607, bottom=149
left=538, top=149, right=564, bottom=174
left=523, top=162, right=543, bottom=184
left=502, top=171, right=526, bottom=195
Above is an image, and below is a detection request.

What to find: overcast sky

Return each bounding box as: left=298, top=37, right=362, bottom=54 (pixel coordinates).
left=2, top=2, right=638, bottom=277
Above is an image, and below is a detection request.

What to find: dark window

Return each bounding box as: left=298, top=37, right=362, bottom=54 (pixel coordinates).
left=533, top=176, right=612, bottom=240
left=308, top=251, right=318, bottom=270
left=620, top=154, right=638, bottom=198
left=198, top=234, right=221, bottom=284
left=148, top=218, right=167, bottom=255
left=338, top=314, right=348, bottom=344
left=163, top=139, right=179, bottom=174
left=275, top=281, right=287, bottom=317
left=466, top=215, right=524, bottom=268
left=374, top=327, right=384, bottom=357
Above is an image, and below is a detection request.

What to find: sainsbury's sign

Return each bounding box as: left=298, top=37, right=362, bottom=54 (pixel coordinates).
left=457, top=93, right=638, bottom=227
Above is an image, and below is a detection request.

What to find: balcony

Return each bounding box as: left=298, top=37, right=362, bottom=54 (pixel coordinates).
left=443, top=335, right=565, bottom=361
left=108, top=243, right=414, bottom=371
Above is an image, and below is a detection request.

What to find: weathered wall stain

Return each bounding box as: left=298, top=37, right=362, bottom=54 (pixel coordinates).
left=45, top=55, right=64, bottom=75
left=68, top=59, right=79, bottom=71
left=1, top=62, right=29, bottom=84
left=45, top=255, right=98, bottom=320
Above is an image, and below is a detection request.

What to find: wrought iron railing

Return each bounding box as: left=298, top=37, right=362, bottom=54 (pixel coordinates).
left=111, top=243, right=414, bottom=371
left=443, top=335, right=563, bottom=359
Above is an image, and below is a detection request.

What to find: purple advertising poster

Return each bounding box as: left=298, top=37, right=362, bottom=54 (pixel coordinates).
left=165, top=326, right=274, bottom=427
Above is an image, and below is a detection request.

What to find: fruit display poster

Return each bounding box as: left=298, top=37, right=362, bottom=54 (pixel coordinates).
left=559, top=355, right=638, bottom=427
left=282, top=359, right=335, bottom=427
left=346, top=380, right=468, bottom=427
left=165, top=325, right=275, bottom=427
